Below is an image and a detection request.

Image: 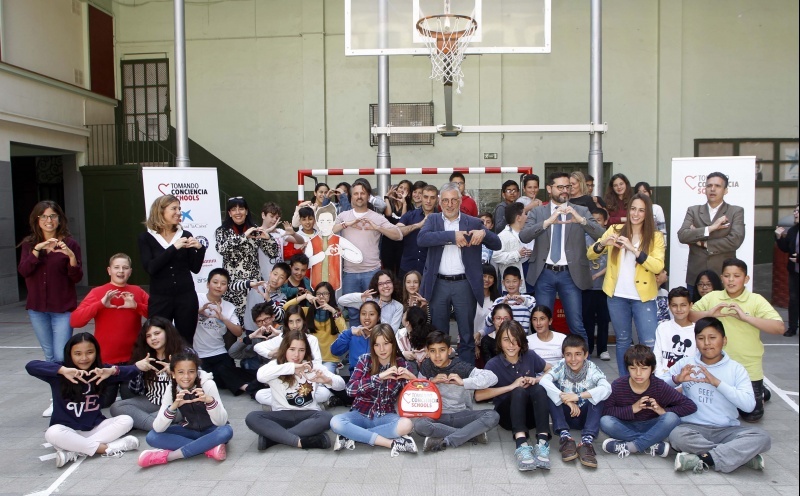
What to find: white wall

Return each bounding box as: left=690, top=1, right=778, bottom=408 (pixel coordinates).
left=111, top=0, right=799, bottom=194
left=1, top=0, right=87, bottom=87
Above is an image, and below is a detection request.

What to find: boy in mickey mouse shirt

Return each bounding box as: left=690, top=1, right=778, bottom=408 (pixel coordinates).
left=414, top=331, right=499, bottom=452
left=653, top=287, right=695, bottom=375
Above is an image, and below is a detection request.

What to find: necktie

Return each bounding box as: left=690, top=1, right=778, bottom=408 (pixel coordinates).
left=550, top=215, right=562, bottom=263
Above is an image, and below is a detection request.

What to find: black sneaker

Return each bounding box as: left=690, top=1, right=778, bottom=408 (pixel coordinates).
left=258, top=435, right=277, bottom=451
left=326, top=395, right=343, bottom=408
left=390, top=435, right=418, bottom=457
left=300, top=433, right=331, bottom=450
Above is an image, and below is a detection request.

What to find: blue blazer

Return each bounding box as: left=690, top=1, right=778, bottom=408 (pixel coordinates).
left=417, top=213, right=502, bottom=305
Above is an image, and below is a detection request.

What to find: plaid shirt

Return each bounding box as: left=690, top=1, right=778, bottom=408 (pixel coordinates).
left=346, top=354, right=408, bottom=419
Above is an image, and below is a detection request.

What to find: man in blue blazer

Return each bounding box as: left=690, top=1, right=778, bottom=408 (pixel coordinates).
left=418, top=182, right=502, bottom=365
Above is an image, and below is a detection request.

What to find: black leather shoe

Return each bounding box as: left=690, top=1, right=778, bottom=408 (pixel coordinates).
left=784, top=329, right=797, bottom=337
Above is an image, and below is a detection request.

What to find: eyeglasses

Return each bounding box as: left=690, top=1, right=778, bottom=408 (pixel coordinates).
left=551, top=185, right=570, bottom=191
left=504, top=189, right=519, bottom=194
left=315, top=292, right=330, bottom=297
left=228, top=196, right=244, bottom=201
left=493, top=315, right=511, bottom=322
left=440, top=198, right=460, bottom=205
left=255, top=317, right=273, bottom=325
left=696, top=282, right=714, bottom=288
left=377, top=281, right=393, bottom=287
left=38, top=214, right=59, bottom=221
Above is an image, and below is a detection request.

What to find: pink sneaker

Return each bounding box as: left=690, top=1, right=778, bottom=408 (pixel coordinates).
left=205, top=444, right=227, bottom=461
left=138, top=449, right=170, bottom=468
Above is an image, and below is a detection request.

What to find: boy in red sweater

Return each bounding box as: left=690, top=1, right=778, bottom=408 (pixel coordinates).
left=70, top=253, right=149, bottom=406
left=600, top=345, right=697, bottom=459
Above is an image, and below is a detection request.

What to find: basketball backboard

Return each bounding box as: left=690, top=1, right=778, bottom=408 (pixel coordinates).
left=345, top=0, right=551, bottom=56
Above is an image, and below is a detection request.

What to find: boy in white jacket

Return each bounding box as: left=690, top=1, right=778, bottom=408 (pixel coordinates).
left=659, top=317, right=771, bottom=473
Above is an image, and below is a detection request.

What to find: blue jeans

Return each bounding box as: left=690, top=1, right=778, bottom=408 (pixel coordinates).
left=146, top=424, right=233, bottom=459
left=600, top=413, right=681, bottom=452
left=533, top=269, right=587, bottom=342
left=322, top=361, right=338, bottom=374
left=606, top=296, right=658, bottom=375
left=342, top=269, right=379, bottom=327
left=549, top=400, right=604, bottom=439
left=28, top=310, right=73, bottom=362
left=330, top=410, right=403, bottom=446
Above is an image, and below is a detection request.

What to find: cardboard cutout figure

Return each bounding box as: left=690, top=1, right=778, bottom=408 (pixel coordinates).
left=305, top=203, right=362, bottom=291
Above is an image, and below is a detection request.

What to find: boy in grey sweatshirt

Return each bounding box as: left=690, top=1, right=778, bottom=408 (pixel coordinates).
left=659, top=317, right=771, bottom=473
left=414, top=332, right=499, bottom=452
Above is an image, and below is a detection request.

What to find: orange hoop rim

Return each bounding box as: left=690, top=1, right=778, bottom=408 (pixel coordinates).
left=415, top=13, right=478, bottom=53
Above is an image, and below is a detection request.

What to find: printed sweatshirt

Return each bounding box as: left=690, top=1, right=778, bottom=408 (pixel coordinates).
left=257, top=360, right=346, bottom=411
left=26, top=360, right=139, bottom=431
left=658, top=352, right=755, bottom=427
left=153, top=370, right=228, bottom=432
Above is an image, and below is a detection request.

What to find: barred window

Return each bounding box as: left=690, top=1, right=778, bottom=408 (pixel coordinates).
left=121, top=59, right=170, bottom=142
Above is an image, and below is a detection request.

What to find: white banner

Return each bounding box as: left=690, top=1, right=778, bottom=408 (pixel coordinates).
left=142, top=167, right=222, bottom=292
left=669, top=156, right=756, bottom=291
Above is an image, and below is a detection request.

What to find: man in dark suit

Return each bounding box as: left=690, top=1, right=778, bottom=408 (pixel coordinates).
left=519, top=172, right=606, bottom=343
left=418, top=182, right=502, bottom=365
left=677, top=171, right=745, bottom=298
left=775, top=205, right=799, bottom=337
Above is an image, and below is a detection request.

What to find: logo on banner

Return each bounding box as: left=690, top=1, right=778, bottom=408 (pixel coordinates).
left=156, top=182, right=209, bottom=201
left=683, top=174, right=740, bottom=195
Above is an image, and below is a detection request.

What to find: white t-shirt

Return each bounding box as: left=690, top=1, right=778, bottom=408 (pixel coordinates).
left=527, top=331, right=566, bottom=366
left=613, top=242, right=641, bottom=300
left=653, top=320, right=696, bottom=374
left=193, top=293, right=239, bottom=358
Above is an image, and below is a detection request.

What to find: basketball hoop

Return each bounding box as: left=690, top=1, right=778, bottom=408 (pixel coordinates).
left=416, top=12, right=477, bottom=91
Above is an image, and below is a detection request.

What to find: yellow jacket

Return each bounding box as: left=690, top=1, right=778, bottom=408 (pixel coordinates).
left=586, top=226, right=665, bottom=302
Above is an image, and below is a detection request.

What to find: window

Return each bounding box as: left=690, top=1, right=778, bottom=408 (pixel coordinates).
left=121, top=59, right=169, bottom=142
left=369, top=102, right=434, bottom=146
left=696, top=139, right=799, bottom=226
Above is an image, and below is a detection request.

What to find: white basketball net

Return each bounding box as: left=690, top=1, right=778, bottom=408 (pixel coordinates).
left=417, top=10, right=477, bottom=92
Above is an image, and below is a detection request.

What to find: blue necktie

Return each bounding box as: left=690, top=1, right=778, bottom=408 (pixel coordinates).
left=550, top=216, right=562, bottom=263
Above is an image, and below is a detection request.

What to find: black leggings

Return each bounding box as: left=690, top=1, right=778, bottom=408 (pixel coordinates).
left=149, top=291, right=199, bottom=346
left=494, top=384, right=551, bottom=439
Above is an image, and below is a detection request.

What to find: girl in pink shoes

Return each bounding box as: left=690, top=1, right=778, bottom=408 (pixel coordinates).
left=138, top=350, right=233, bottom=467
left=26, top=333, right=143, bottom=468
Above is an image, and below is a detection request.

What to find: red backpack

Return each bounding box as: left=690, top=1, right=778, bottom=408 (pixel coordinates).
left=397, top=379, right=442, bottom=419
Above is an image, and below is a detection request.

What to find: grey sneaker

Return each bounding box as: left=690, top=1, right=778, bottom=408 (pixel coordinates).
left=599, top=351, right=611, bottom=361
left=469, top=432, right=489, bottom=445
left=423, top=437, right=446, bottom=452
left=745, top=454, right=765, bottom=470
left=674, top=452, right=709, bottom=473
left=514, top=445, right=536, bottom=471
left=534, top=440, right=551, bottom=470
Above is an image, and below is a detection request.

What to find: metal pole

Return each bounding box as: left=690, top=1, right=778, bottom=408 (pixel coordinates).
left=174, top=0, right=190, bottom=167
left=588, top=0, right=603, bottom=195
left=376, top=0, right=390, bottom=197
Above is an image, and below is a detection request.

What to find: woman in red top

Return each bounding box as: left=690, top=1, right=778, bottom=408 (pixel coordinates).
left=18, top=201, right=83, bottom=363
left=603, top=173, right=633, bottom=226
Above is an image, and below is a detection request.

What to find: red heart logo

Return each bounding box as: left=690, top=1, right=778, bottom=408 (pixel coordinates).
left=158, top=183, right=170, bottom=195
left=684, top=176, right=697, bottom=190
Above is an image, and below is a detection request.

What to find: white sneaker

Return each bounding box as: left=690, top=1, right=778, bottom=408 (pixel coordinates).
left=42, top=400, right=53, bottom=417
left=55, top=450, right=82, bottom=468
left=103, top=435, right=139, bottom=458
left=599, top=351, right=611, bottom=361
left=333, top=435, right=355, bottom=452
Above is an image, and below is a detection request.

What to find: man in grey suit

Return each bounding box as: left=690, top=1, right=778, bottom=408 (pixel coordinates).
left=519, top=172, right=606, bottom=343
left=418, top=182, right=502, bottom=365
left=677, top=171, right=745, bottom=298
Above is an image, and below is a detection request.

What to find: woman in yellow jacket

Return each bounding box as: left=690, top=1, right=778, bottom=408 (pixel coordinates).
left=587, top=193, right=665, bottom=375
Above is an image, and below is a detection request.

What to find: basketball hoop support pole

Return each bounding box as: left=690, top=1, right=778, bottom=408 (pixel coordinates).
left=442, top=81, right=458, bottom=136
left=376, top=0, right=391, bottom=197
left=588, top=0, right=603, bottom=194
